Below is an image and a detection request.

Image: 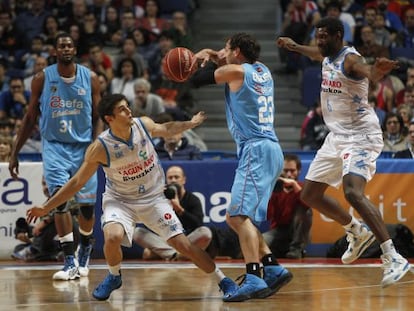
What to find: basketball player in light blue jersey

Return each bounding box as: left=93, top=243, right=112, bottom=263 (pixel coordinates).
left=191, top=33, right=292, bottom=302
left=26, top=93, right=238, bottom=301
left=9, top=33, right=102, bottom=281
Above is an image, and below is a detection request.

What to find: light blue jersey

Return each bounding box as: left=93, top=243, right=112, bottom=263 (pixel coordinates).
left=40, top=64, right=97, bottom=203
left=39, top=64, right=93, bottom=143
left=225, top=62, right=283, bottom=222
left=225, top=62, right=278, bottom=155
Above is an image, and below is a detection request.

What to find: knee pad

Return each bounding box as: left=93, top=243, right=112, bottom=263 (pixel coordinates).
left=79, top=205, right=94, bottom=220
left=55, top=202, right=69, bottom=214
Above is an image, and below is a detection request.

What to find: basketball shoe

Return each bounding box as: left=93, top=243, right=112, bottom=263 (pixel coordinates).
left=263, top=265, right=293, bottom=295
left=218, top=277, right=239, bottom=301
left=77, top=244, right=93, bottom=277
left=53, top=255, right=80, bottom=280
left=93, top=273, right=122, bottom=300
left=223, top=274, right=271, bottom=302
left=341, top=224, right=375, bottom=264
left=381, top=253, right=410, bottom=287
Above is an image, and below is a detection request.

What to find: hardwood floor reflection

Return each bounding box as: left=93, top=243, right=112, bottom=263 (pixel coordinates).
left=1, top=260, right=413, bottom=311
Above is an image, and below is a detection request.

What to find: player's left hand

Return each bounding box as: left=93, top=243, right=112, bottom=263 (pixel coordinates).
left=26, top=206, right=48, bottom=224
left=190, top=111, right=207, bottom=127
left=374, top=58, right=399, bottom=75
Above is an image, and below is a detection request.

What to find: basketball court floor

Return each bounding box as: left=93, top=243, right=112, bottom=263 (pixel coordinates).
left=1, top=258, right=413, bottom=311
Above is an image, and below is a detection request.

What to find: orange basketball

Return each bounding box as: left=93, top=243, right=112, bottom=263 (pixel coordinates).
left=162, top=47, right=197, bottom=83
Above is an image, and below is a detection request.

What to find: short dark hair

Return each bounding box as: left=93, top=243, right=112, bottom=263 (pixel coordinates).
left=98, top=93, right=128, bottom=125
left=227, top=32, right=260, bottom=64
left=54, top=32, right=75, bottom=48
left=284, top=153, right=302, bottom=171
left=315, top=17, right=344, bottom=40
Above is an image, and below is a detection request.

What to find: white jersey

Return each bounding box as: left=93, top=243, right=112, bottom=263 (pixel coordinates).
left=320, top=46, right=382, bottom=135
left=98, top=118, right=165, bottom=202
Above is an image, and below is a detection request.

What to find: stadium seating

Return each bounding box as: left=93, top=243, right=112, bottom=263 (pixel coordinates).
left=301, top=66, right=322, bottom=108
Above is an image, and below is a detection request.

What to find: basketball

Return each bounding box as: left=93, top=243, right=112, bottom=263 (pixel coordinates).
left=162, top=47, right=197, bottom=83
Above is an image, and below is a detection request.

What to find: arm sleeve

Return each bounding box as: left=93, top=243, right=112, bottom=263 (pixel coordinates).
left=189, top=61, right=217, bottom=88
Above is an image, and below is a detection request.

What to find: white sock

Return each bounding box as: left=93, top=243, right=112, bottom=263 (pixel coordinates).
left=108, top=264, right=121, bottom=276
left=343, top=216, right=361, bottom=235
left=59, top=232, right=74, bottom=243
left=210, top=265, right=226, bottom=282
left=380, top=239, right=397, bottom=255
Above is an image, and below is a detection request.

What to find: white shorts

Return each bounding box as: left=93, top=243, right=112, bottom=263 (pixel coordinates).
left=305, top=132, right=384, bottom=188
left=101, top=192, right=184, bottom=247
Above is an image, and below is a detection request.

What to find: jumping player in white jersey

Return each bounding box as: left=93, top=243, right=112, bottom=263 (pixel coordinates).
left=278, top=17, right=411, bottom=287
left=26, top=93, right=238, bottom=301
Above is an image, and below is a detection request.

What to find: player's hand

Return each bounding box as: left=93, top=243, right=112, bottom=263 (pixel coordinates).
left=373, top=57, right=399, bottom=75
left=190, top=111, right=207, bottom=127
left=276, top=37, right=298, bottom=51
left=26, top=206, right=48, bottom=224
left=8, top=156, right=20, bottom=179
left=193, top=49, right=219, bottom=68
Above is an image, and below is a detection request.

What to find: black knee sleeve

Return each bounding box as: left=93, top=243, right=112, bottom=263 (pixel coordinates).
left=55, top=202, right=69, bottom=213
left=79, top=205, right=94, bottom=220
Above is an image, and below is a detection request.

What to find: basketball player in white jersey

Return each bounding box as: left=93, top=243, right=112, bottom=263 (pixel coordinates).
left=26, top=93, right=238, bottom=301
left=277, top=17, right=411, bottom=287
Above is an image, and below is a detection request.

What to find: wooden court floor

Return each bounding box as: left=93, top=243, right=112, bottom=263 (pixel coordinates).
left=1, top=258, right=414, bottom=311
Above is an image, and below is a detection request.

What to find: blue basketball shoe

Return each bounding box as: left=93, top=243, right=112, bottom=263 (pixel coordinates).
left=219, top=277, right=239, bottom=301
left=77, top=244, right=93, bottom=277
left=53, top=255, right=80, bottom=280
left=223, top=274, right=271, bottom=302
left=263, top=265, right=293, bottom=295
left=92, top=273, right=122, bottom=300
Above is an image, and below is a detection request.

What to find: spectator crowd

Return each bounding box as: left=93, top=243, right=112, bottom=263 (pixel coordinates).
left=280, top=0, right=414, bottom=155
left=0, top=0, right=203, bottom=157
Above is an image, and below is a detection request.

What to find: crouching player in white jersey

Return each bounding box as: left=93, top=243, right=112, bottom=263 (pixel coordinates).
left=278, top=17, right=411, bottom=287
left=26, top=93, right=238, bottom=301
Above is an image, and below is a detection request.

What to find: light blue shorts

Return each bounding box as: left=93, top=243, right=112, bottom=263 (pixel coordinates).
left=228, top=139, right=283, bottom=223
left=42, top=140, right=97, bottom=204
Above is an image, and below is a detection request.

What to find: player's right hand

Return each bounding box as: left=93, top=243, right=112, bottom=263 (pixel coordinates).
left=8, top=157, right=19, bottom=179
left=26, top=206, right=48, bottom=224
left=276, top=37, right=298, bottom=51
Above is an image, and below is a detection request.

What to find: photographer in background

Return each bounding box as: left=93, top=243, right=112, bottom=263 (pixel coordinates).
left=133, top=165, right=212, bottom=260
left=12, top=176, right=79, bottom=262
left=263, top=154, right=313, bottom=259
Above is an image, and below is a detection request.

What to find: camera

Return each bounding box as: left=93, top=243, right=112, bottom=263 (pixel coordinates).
left=164, top=183, right=181, bottom=199
left=273, top=179, right=284, bottom=193
left=14, top=217, right=33, bottom=239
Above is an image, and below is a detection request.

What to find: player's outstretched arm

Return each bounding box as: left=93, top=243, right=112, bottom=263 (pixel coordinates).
left=277, top=37, right=324, bottom=62
left=141, top=112, right=207, bottom=138
left=344, top=54, right=399, bottom=83
left=26, top=141, right=104, bottom=223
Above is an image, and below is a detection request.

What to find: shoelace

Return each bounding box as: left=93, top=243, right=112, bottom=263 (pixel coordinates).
left=234, top=274, right=247, bottom=286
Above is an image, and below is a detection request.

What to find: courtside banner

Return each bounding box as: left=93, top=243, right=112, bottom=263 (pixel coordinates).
left=0, top=162, right=46, bottom=258
left=1, top=159, right=413, bottom=258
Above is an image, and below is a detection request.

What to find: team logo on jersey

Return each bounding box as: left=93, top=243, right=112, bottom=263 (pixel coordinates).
left=138, top=185, right=145, bottom=193
left=140, top=139, right=147, bottom=147
left=164, top=213, right=172, bottom=220
left=139, top=150, right=148, bottom=160
left=78, top=88, right=86, bottom=95
left=50, top=85, right=57, bottom=93
left=114, top=144, right=120, bottom=149
left=343, top=153, right=350, bottom=160
left=115, top=150, right=123, bottom=158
